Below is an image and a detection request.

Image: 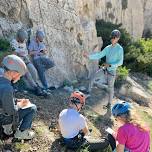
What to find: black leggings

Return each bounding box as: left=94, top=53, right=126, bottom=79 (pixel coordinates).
left=63, top=134, right=114, bottom=151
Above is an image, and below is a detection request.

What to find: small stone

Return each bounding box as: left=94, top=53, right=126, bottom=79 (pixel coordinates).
left=79, top=86, right=86, bottom=91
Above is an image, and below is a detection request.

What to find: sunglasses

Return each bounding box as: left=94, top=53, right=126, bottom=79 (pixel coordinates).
left=111, top=37, right=116, bottom=39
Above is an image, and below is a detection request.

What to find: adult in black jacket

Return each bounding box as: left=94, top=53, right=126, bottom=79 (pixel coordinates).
left=0, top=55, right=36, bottom=140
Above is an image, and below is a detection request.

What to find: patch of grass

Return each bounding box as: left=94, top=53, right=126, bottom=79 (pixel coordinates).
left=78, top=145, right=112, bottom=152
left=34, top=120, right=52, bottom=138
left=115, top=66, right=130, bottom=89
left=14, top=142, right=31, bottom=151
left=35, top=125, right=44, bottom=136
left=138, top=109, right=152, bottom=149
left=148, top=81, right=152, bottom=92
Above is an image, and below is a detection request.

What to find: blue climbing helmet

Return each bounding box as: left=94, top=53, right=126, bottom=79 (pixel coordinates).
left=112, top=102, right=131, bottom=117
left=111, top=29, right=121, bottom=38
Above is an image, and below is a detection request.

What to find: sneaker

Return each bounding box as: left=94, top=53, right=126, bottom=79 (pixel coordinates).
left=34, top=87, right=48, bottom=97
left=43, top=89, right=52, bottom=96
left=14, top=129, right=35, bottom=140
left=2, top=124, right=13, bottom=135
left=46, top=88, right=52, bottom=93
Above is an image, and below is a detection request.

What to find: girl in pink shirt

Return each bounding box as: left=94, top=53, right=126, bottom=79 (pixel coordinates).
left=111, top=102, right=150, bottom=152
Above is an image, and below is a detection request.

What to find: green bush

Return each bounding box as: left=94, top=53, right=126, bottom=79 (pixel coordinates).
left=115, top=66, right=130, bottom=88
left=125, top=39, right=152, bottom=76
left=148, top=81, right=152, bottom=92
left=117, top=66, right=129, bottom=80
left=0, top=38, right=11, bottom=64
left=0, top=38, right=10, bottom=52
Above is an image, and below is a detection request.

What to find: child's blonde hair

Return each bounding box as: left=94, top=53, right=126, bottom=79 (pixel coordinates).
left=120, top=109, right=149, bottom=132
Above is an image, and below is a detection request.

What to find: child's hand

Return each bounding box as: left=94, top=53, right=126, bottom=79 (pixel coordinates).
left=83, top=51, right=89, bottom=58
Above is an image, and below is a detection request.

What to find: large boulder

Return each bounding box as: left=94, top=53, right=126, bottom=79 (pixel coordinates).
left=118, top=76, right=152, bottom=106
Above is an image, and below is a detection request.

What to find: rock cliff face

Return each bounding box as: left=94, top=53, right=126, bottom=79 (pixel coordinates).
left=0, top=0, right=152, bottom=86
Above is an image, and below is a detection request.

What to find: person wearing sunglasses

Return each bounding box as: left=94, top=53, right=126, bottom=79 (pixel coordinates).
left=83, top=29, right=124, bottom=108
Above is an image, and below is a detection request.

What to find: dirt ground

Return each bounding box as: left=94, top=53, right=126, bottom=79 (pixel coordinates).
left=0, top=79, right=152, bottom=152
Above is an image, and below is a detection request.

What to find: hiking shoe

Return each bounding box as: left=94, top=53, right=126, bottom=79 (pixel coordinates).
left=43, top=89, right=52, bottom=95
left=34, top=87, right=49, bottom=97
left=46, top=88, right=52, bottom=93
left=2, top=124, right=13, bottom=135
left=14, top=129, right=35, bottom=140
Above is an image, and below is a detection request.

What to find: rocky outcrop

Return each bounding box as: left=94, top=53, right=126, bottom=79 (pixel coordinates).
left=118, top=76, right=152, bottom=106
left=0, top=0, right=152, bottom=86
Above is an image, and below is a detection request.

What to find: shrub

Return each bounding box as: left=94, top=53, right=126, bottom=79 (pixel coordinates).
left=148, top=81, right=152, bottom=92
left=125, top=39, right=152, bottom=76
left=117, top=66, right=129, bottom=80
left=115, top=66, right=130, bottom=88
left=0, top=38, right=10, bottom=52
left=0, top=38, right=11, bottom=64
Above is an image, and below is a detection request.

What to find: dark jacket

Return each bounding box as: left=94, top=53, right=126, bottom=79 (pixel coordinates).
left=0, top=77, right=16, bottom=115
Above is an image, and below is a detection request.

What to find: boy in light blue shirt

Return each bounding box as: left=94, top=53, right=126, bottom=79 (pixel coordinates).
left=83, top=29, right=124, bottom=108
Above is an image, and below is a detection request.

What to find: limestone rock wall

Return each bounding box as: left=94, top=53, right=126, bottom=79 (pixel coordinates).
left=0, top=0, right=152, bottom=86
